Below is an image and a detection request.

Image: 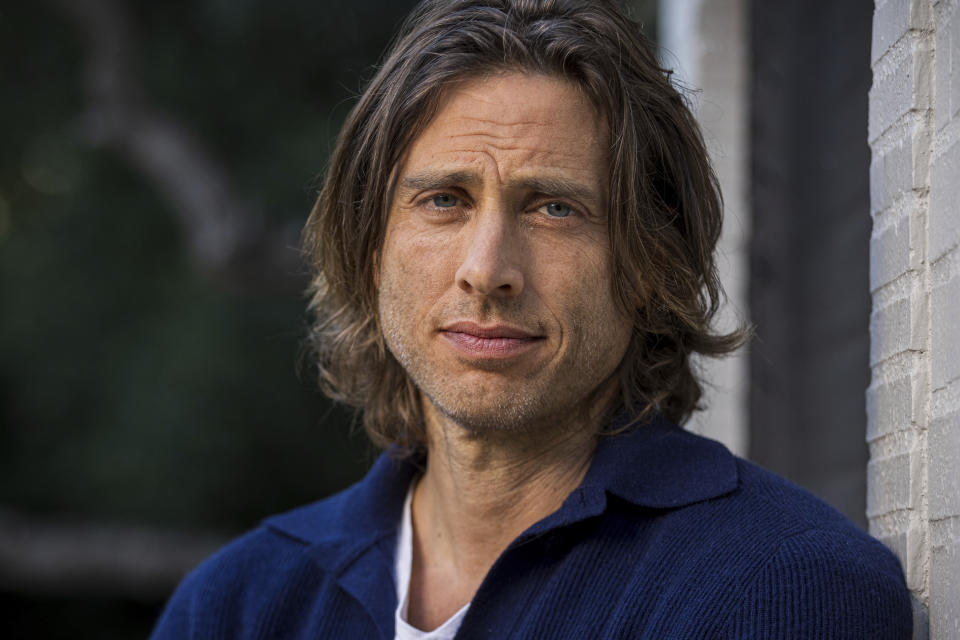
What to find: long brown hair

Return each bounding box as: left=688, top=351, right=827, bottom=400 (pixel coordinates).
left=302, top=0, right=748, bottom=451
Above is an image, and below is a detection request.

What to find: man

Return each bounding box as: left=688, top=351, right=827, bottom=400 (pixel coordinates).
left=153, top=0, right=912, bottom=638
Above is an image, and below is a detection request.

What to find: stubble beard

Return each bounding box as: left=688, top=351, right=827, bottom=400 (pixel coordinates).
left=379, top=298, right=615, bottom=436
left=380, top=309, right=549, bottom=434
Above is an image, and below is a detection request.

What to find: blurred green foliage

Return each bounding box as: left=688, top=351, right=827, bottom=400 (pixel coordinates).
left=0, top=0, right=427, bottom=531
left=1, top=0, right=656, bottom=532
left=0, top=0, right=655, bottom=635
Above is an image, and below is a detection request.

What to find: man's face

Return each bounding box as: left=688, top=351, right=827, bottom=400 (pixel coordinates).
left=378, top=72, right=633, bottom=433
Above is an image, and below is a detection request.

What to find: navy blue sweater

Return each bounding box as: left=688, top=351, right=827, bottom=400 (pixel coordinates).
left=151, top=417, right=912, bottom=638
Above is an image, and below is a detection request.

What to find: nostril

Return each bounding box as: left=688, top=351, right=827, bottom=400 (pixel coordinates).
left=453, top=225, right=524, bottom=296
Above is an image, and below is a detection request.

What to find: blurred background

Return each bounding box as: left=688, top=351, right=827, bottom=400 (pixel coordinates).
left=1, top=0, right=875, bottom=637
left=0, top=0, right=428, bottom=635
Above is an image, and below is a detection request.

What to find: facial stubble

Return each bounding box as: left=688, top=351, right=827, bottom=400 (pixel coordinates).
left=378, top=279, right=624, bottom=436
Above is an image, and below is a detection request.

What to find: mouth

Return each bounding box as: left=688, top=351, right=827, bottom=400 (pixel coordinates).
left=438, top=321, right=544, bottom=359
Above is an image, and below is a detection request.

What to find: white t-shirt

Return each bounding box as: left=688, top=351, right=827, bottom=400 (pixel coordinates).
left=394, top=484, right=470, bottom=640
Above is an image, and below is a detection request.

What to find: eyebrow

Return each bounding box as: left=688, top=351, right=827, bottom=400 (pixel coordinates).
left=398, top=170, right=602, bottom=205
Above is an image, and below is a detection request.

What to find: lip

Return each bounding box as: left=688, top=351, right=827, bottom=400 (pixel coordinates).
left=439, top=321, right=544, bottom=359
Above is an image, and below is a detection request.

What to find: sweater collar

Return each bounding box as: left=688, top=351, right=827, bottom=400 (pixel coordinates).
left=262, top=414, right=738, bottom=639
left=264, top=412, right=739, bottom=549
left=265, top=416, right=738, bottom=561
left=264, top=452, right=416, bottom=551
left=582, top=412, right=739, bottom=509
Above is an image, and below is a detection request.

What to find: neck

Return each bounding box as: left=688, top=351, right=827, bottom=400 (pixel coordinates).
left=405, top=397, right=608, bottom=630
left=418, top=404, right=598, bottom=552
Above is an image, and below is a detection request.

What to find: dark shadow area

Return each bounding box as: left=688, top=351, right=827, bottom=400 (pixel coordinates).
left=1, top=0, right=420, bottom=635
left=749, top=0, right=873, bottom=528
left=0, top=590, right=163, bottom=640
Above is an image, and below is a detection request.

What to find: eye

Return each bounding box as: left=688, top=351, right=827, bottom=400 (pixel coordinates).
left=542, top=202, right=574, bottom=218
left=430, top=193, right=459, bottom=208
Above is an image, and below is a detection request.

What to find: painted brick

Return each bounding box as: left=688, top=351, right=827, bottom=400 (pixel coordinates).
left=873, top=0, right=912, bottom=65
left=929, top=408, right=960, bottom=519
left=872, top=35, right=935, bottom=140
left=946, top=0, right=960, bottom=125
left=872, top=0, right=934, bottom=65
left=870, top=297, right=907, bottom=365
left=915, top=28, right=937, bottom=115
left=870, top=122, right=916, bottom=214
left=930, top=267, right=960, bottom=388
left=929, top=133, right=960, bottom=262
left=871, top=116, right=929, bottom=216
left=868, top=0, right=949, bottom=629
left=867, top=367, right=922, bottom=442
left=931, top=516, right=960, bottom=553
left=871, top=214, right=911, bottom=290
left=874, top=528, right=928, bottom=592
left=878, top=529, right=908, bottom=562
left=867, top=451, right=919, bottom=515
left=954, top=5, right=960, bottom=122
left=870, top=39, right=919, bottom=142
left=934, top=1, right=953, bottom=130
left=932, top=375, right=960, bottom=424
left=870, top=293, right=926, bottom=365
left=873, top=522, right=930, bottom=594
left=913, top=597, right=932, bottom=640
left=930, top=538, right=960, bottom=637
left=906, top=526, right=928, bottom=593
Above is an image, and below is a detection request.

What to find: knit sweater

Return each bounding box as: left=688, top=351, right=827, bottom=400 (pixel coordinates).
left=151, top=416, right=913, bottom=639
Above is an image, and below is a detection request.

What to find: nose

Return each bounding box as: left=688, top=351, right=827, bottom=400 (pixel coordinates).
left=455, top=211, right=524, bottom=297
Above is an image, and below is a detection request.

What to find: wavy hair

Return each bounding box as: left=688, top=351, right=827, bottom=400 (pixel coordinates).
left=302, top=0, right=748, bottom=451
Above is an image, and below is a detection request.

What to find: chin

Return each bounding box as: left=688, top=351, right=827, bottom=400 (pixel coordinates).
left=426, top=388, right=556, bottom=434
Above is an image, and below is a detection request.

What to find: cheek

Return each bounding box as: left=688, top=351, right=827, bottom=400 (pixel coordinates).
left=574, top=282, right=631, bottom=344
left=552, top=249, right=631, bottom=359
left=378, top=230, right=455, bottom=320
left=538, top=238, right=616, bottom=310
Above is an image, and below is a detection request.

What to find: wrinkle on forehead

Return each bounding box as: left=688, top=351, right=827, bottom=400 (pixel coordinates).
left=437, top=112, right=601, bottom=143
left=447, top=117, right=553, bottom=129
left=392, top=72, right=607, bottom=196
left=453, top=71, right=597, bottom=111
left=432, top=72, right=603, bottom=133
left=442, top=127, right=594, bottom=154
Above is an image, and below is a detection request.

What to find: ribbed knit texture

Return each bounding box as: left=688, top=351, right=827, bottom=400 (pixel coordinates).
left=151, top=416, right=912, bottom=639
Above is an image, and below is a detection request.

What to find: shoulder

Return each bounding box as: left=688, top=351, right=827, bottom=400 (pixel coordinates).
left=573, top=420, right=912, bottom=636
left=707, top=459, right=913, bottom=638
left=605, top=452, right=914, bottom=637
left=149, top=506, right=334, bottom=639
left=723, top=457, right=870, bottom=536
left=149, top=453, right=414, bottom=639
left=149, top=483, right=387, bottom=639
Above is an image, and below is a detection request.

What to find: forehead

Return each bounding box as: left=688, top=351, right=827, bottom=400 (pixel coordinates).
left=399, top=72, right=608, bottom=188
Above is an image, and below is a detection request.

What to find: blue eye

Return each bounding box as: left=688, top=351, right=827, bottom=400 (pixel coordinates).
left=544, top=202, right=573, bottom=218
left=431, top=194, right=459, bottom=208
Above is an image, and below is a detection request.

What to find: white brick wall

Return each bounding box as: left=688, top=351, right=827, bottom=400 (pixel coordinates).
left=870, top=0, right=960, bottom=635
